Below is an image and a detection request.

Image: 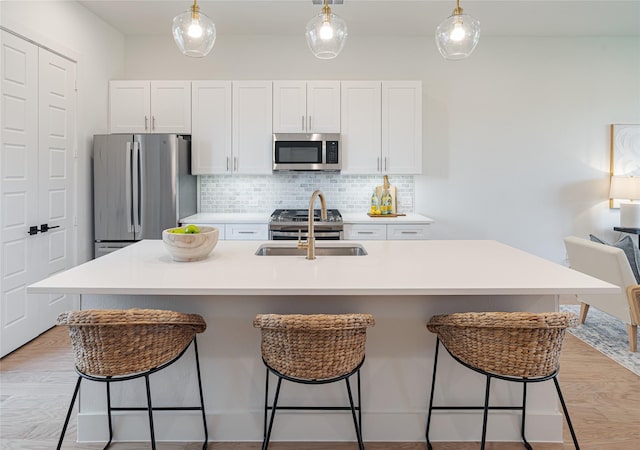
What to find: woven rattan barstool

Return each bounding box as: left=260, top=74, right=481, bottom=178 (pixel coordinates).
left=56, top=308, right=208, bottom=450
left=425, top=311, right=580, bottom=450
left=253, top=313, right=375, bottom=450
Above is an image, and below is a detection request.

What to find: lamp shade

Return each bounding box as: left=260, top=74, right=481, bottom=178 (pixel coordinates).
left=435, top=1, right=480, bottom=60
left=172, top=0, right=216, bottom=57
left=609, top=176, right=640, bottom=200
left=305, top=3, right=348, bottom=59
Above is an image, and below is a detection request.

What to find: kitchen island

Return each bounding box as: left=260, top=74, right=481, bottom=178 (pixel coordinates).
left=29, top=239, right=616, bottom=444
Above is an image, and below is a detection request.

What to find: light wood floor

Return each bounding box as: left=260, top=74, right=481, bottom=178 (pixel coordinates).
left=1, top=326, right=639, bottom=450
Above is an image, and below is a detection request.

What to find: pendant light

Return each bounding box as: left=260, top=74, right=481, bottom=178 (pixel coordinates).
left=305, top=0, right=348, bottom=60
left=172, top=0, right=216, bottom=58
left=435, top=0, right=480, bottom=60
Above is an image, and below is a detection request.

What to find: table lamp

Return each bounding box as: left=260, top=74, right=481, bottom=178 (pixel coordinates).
left=610, top=175, right=640, bottom=228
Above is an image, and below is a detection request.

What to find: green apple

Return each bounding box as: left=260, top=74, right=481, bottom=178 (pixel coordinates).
left=184, top=224, right=200, bottom=234
left=169, top=227, right=186, bottom=234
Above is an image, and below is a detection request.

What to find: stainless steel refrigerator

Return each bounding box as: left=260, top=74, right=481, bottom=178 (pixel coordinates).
left=93, top=134, right=196, bottom=258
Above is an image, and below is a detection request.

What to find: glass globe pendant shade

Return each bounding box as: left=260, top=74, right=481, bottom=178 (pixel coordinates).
left=172, top=0, right=216, bottom=58
left=435, top=5, right=480, bottom=60
left=305, top=5, right=348, bottom=60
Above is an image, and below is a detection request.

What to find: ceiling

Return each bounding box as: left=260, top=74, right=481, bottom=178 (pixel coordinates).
left=78, top=0, right=640, bottom=37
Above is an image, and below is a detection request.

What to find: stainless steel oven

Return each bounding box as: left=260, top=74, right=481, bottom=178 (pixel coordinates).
left=269, top=209, right=343, bottom=240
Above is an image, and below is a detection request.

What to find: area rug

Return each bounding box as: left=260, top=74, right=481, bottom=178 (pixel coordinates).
left=560, top=304, right=640, bottom=376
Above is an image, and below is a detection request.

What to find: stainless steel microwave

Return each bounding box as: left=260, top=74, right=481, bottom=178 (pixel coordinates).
left=273, top=133, right=341, bottom=172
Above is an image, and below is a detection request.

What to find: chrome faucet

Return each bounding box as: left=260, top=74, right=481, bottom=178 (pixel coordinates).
left=298, top=189, right=327, bottom=260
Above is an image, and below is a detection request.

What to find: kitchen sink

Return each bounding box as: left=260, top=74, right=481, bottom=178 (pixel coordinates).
left=255, top=243, right=367, bottom=256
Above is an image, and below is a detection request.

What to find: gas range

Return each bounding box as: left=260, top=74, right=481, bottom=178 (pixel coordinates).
left=269, top=209, right=343, bottom=240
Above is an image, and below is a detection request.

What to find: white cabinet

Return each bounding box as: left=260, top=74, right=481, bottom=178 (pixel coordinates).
left=225, top=223, right=268, bottom=240
left=191, top=81, right=232, bottom=175
left=340, top=81, right=382, bottom=174
left=344, top=223, right=431, bottom=240
left=232, top=81, right=273, bottom=174
left=109, top=80, right=191, bottom=134
left=382, top=81, right=422, bottom=174
left=386, top=224, right=431, bottom=240
left=273, top=81, right=340, bottom=133
left=187, top=223, right=268, bottom=240
left=344, top=223, right=387, bottom=240
left=341, top=80, right=422, bottom=175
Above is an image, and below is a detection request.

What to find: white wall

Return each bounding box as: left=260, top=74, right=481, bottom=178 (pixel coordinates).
left=123, top=33, right=640, bottom=263
left=1, top=1, right=125, bottom=263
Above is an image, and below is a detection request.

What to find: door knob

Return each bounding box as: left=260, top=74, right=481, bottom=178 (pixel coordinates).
left=39, top=224, right=61, bottom=233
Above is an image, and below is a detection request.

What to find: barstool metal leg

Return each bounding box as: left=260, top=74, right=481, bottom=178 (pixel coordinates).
left=105, top=378, right=113, bottom=449
left=425, top=339, right=440, bottom=450
left=263, top=375, right=283, bottom=450
left=357, top=369, right=363, bottom=441
left=263, top=368, right=269, bottom=441
left=57, top=376, right=82, bottom=450
left=144, top=374, right=156, bottom=450
left=192, top=338, right=208, bottom=450
left=480, top=375, right=492, bottom=450
left=553, top=377, right=580, bottom=450
left=345, top=375, right=364, bottom=450
left=520, top=381, right=532, bottom=450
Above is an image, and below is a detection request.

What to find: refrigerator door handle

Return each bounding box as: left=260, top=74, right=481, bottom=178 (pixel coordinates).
left=132, top=141, right=141, bottom=233
left=125, top=142, right=133, bottom=233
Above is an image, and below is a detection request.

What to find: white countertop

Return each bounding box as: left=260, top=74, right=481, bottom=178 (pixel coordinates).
left=29, top=239, right=616, bottom=296
left=181, top=212, right=434, bottom=225
left=181, top=213, right=270, bottom=224
left=341, top=212, right=434, bottom=224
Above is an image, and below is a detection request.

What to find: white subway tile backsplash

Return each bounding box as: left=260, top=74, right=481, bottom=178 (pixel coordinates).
left=199, top=174, right=415, bottom=213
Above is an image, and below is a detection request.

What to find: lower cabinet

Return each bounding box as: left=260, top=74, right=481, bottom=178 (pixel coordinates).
left=225, top=223, right=268, bottom=240
left=344, top=223, right=431, bottom=240
left=344, top=223, right=387, bottom=240
left=183, top=222, right=268, bottom=240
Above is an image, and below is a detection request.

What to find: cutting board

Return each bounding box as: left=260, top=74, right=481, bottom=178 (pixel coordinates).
left=375, top=185, right=397, bottom=215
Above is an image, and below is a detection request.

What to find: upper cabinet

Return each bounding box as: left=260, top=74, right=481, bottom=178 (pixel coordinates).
left=382, top=81, right=422, bottom=174
left=341, top=80, right=422, bottom=175
left=232, top=81, right=273, bottom=174
left=273, top=81, right=340, bottom=133
left=109, top=80, right=191, bottom=134
left=191, top=81, right=232, bottom=175
left=340, top=81, right=382, bottom=174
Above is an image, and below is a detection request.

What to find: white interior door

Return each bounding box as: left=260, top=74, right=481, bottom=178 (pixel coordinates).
left=37, top=47, right=77, bottom=331
left=1, top=31, right=40, bottom=356
left=0, top=31, right=77, bottom=357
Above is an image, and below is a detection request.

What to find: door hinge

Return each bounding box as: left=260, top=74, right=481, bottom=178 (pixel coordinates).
left=73, top=216, right=78, bottom=227
left=74, top=79, right=78, bottom=92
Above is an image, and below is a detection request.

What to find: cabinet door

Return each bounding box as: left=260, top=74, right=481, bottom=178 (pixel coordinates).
left=109, top=80, right=150, bottom=133
left=225, top=223, right=268, bottom=240
left=233, top=81, right=273, bottom=174
left=272, top=81, right=306, bottom=133
left=150, top=80, right=191, bottom=133
left=307, top=81, right=340, bottom=133
left=382, top=81, right=422, bottom=174
left=340, top=81, right=382, bottom=174
left=191, top=81, right=232, bottom=174
left=343, top=224, right=387, bottom=240
left=386, top=224, right=431, bottom=240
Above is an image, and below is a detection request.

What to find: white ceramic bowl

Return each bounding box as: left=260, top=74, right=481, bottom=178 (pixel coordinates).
left=162, top=226, right=219, bottom=262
